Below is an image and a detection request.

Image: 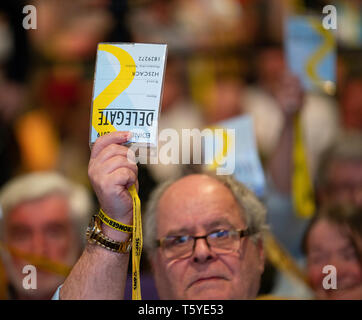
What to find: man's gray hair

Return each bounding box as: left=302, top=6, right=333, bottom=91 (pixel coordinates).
left=143, top=171, right=268, bottom=255
left=0, top=171, right=94, bottom=245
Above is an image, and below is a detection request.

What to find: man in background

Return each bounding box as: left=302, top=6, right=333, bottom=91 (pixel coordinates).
left=0, top=172, right=93, bottom=299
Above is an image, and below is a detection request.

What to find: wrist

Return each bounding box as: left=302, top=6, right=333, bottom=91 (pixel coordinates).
left=86, top=215, right=132, bottom=254
left=99, top=206, right=133, bottom=224
left=97, top=208, right=133, bottom=242
left=101, top=222, right=132, bottom=242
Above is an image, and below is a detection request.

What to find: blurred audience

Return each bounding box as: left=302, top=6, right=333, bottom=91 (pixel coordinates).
left=340, top=75, right=362, bottom=132
left=0, top=0, right=360, bottom=300
left=0, top=2, right=30, bottom=187
left=303, top=204, right=362, bottom=299
left=29, top=0, right=114, bottom=61
left=0, top=172, right=93, bottom=299
left=146, top=56, right=204, bottom=183
left=243, top=47, right=339, bottom=179
left=334, top=0, right=362, bottom=48
left=203, top=74, right=243, bottom=125
left=128, top=0, right=256, bottom=53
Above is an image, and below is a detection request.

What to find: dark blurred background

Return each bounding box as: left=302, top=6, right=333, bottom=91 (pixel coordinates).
left=0, top=0, right=361, bottom=300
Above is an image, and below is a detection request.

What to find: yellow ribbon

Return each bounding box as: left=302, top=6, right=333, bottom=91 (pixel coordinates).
left=0, top=242, right=72, bottom=277
left=0, top=242, right=72, bottom=299
left=292, top=113, right=315, bottom=218
left=264, top=232, right=310, bottom=288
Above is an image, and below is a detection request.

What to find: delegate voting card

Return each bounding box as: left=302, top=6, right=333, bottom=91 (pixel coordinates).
left=285, top=15, right=336, bottom=95
left=90, top=43, right=168, bottom=147
left=203, top=114, right=266, bottom=197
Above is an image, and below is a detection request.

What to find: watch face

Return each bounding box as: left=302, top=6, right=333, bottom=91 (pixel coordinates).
left=86, top=215, right=97, bottom=236
left=94, top=215, right=102, bottom=233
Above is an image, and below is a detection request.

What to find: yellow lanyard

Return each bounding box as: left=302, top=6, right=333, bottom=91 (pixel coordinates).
left=128, top=184, right=142, bottom=300
left=292, top=113, right=315, bottom=218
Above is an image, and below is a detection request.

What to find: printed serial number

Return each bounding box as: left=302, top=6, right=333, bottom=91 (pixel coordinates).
left=138, top=56, right=161, bottom=62
left=181, top=304, right=223, bottom=315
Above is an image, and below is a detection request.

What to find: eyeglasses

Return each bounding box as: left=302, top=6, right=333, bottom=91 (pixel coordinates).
left=156, top=228, right=254, bottom=260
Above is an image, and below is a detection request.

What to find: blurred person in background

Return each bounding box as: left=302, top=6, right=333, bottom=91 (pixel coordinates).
left=0, top=172, right=93, bottom=299
left=340, top=74, right=362, bottom=132
left=203, top=72, right=243, bottom=125
left=316, top=132, right=362, bottom=208
left=243, top=46, right=338, bottom=179
left=303, top=204, right=362, bottom=299
left=146, top=56, right=204, bottom=184
left=223, top=46, right=339, bottom=267
left=29, top=0, right=114, bottom=61
left=127, top=0, right=183, bottom=52
left=127, top=0, right=255, bottom=53
left=22, top=0, right=117, bottom=185
left=0, top=2, right=30, bottom=187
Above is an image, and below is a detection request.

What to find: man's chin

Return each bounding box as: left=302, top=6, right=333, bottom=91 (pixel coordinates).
left=186, top=290, right=231, bottom=300
left=185, top=280, right=232, bottom=300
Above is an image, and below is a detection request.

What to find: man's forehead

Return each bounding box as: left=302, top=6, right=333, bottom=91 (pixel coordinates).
left=13, top=193, right=68, bottom=209
left=8, top=194, right=70, bottom=222
left=156, top=174, right=244, bottom=233
left=162, top=216, right=240, bottom=236
left=163, top=174, right=230, bottom=196
left=159, top=175, right=235, bottom=208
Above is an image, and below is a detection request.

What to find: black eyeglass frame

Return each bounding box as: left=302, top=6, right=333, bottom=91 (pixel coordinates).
left=156, top=228, right=255, bottom=259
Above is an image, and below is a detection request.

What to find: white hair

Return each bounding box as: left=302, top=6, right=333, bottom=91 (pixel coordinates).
left=0, top=171, right=94, bottom=245
left=143, top=171, right=268, bottom=255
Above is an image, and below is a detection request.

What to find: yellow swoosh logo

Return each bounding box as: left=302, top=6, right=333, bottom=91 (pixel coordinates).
left=92, top=44, right=136, bottom=135
left=208, top=126, right=234, bottom=171
left=305, top=18, right=335, bottom=94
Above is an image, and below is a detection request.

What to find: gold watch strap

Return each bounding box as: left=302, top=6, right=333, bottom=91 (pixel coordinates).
left=86, top=215, right=132, bottom=254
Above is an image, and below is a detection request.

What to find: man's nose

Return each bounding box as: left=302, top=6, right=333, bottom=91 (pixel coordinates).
left=192, top=238, right=217, bottom=264
left=31, top=233, right=47, bottom=257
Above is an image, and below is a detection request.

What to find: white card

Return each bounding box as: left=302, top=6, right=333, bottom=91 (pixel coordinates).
left=90, top=43, right=168, bottom=147
left=203, top=115, right=266, bottom=197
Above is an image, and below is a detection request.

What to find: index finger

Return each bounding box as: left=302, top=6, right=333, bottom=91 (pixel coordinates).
left=91, top=131, right=132, bottom=159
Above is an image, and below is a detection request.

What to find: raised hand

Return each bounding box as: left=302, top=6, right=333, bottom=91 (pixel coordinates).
left=88, top=131, right=138, bottom=227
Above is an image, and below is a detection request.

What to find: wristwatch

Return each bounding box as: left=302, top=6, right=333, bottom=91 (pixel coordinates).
left=86, top=215, right=132, bottom=253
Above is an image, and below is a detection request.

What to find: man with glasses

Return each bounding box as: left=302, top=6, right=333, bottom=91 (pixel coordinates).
left=59, top=132, right=267, bottom=299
